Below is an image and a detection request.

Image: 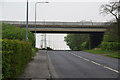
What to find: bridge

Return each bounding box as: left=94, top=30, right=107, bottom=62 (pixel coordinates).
left=2, top=21, right=109, bottom=33
left=2, top=21, right=110, bottom=49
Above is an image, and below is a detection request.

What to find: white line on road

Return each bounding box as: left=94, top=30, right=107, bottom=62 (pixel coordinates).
left=82, top=58, right=90, bottom=61
left=78, top=56, right=83, bottom=59
left=67, top=51, right=119, bottom=73
left=103, top=66, right=119, bottom=73
left=91, top=61, right=101, bottom=66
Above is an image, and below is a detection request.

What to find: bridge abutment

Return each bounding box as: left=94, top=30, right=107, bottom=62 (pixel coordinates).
left=89, top=33, right=104, bottom=49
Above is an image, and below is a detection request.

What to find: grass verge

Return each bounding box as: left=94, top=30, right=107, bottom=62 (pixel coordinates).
left=84, top=50, right=120, bottom=59
left=32, top=48, right=39, bottom=57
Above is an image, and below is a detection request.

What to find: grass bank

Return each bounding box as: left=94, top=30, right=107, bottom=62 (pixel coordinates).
left=84, top=50, right=120, bottom=59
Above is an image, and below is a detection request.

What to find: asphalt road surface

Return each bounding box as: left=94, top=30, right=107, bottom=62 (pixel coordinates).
left=47, top=50, right=119, bottom=78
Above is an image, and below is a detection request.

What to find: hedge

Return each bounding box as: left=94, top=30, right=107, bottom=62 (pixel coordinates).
left=99, top=42, right=120, bottom=51
left=1, top=39, right=32, bottom=79
left=2, top=23, right=35, bottom=47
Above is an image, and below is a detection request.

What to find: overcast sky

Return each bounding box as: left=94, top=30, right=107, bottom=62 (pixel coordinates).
left=1, top=0, right=115, bottom=50
left=1, top=0, right=114, bottom=22
left=36, top=34, right=70, bottom=50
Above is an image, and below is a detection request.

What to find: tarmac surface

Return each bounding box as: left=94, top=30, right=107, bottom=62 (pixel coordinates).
left=19, top=50, right=119, bottom=80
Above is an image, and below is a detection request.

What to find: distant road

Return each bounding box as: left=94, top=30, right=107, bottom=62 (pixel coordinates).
left=47, top=51, right=119, bottom=78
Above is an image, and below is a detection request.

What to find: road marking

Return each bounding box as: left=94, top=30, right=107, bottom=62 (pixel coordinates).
left=78, top=56, right=83, bottom=58
left=82, top=58, right=90, bottom=61
left=67, top=51, right=119, bottom=73
left=91, top=61, right=101, bottom=66
left=103, top=66, right=119, bottom=73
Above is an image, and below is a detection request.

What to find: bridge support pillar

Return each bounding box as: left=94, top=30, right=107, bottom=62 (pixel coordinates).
left=89, top=33, right=104, bottom=49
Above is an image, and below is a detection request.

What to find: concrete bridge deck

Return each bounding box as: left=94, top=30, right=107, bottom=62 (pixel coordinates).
left=1, top=21, right=110, bottom=33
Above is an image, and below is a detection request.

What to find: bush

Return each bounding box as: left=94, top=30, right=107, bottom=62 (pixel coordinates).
left=47, top=47, right=53, bottom=50
left=2, top=23, right=35, bottom=47
left=64, top=34, right=89, bottom=50
left=2, top=39, right=32, bottom=79
left=41, top=47, right=53, bottom=50
left=99, top=42, right=120, bottom=51
left=81, top=41, right=89, bottom=50
left=32, top=48, right=39, bottom=56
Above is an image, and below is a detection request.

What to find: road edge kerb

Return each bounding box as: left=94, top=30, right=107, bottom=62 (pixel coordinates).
left=46, top=51, right=59, bottom=78
left=45, top=50, right=52, bottom=79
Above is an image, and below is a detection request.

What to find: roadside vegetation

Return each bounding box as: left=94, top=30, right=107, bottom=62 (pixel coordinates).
left=64, top=23, right=120, bottom=59
left=64, top=34, right=89, bottom=50
left=32, top=48, right=39, bottom=57
left=0, top=23, right=2, bottom=80
left=84, top=50, right=120, bottom=59
left=2, top=39, right=32, bottom=78
left=2, top=23, right=38, bottom=79
left=64, top=1, right=120, bottom=59
left=2, top=23, right=38, bottom=57
left=0, top=51, right=2, bottom=80
left=2, top=23, right=35, bottom=46
left=41, top=47, right=53, bottom=50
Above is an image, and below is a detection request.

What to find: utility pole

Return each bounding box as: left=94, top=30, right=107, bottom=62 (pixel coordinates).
left=41, top=34, right=44, bottom=48
left=44, top=20, right=47, bottom=49
left=45, top=33, right=47, bottom=49
left=26, top=0, right=28, bottom=41
left=35, top=2, right=49, bottom=34
left=48, top=35, right=50, bottom=48
left=40, top=34, right=43, bottom=48
left=89, top=35, right=91, bottom=50
left=35, top=1, right=49, bottom=48
left=52, top=41, right=54, bottom=50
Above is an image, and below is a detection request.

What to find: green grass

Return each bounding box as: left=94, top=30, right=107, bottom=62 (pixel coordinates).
left=32, top=48, right=39, bottom=57
left=106, top=53, right=120, bottom=59
left=84, top=50, right=114, bottom=54
left=84, top=50, right=120, bottom=59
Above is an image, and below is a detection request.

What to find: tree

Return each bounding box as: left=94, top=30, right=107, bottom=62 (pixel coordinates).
left=103, top=23, right=119, bottom=42
left=100, top=0, right=120, bottom=43
left=64, top=34, right=89, bottom=50
left=100, top=0, right=120, bottom=22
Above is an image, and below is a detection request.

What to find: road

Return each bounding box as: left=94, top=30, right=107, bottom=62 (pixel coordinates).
left=47, top=50, right=119, bottom=78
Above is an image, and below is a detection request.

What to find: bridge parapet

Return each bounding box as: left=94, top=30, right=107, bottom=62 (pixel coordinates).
left=1, top=21, right=110, bottom=26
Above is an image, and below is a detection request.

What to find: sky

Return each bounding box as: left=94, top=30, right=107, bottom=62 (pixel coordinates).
left=0, top=0, right=115, bottom=50
left=36, top=33, right=70, bottom=50
left=1, top=0, right=113, bottom=22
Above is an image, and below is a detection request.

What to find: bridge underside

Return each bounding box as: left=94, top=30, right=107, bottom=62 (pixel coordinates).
left=29, top=28, right=104, bottom=49
left=27, top=25, right=107, bottom=34
left=29, top=28, right=106, bottom=33
left=23, top=25, right=105, bottom=49
left=31, top=31, right=104, bottom=33
left=10, top=24, right=107, bottom=33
